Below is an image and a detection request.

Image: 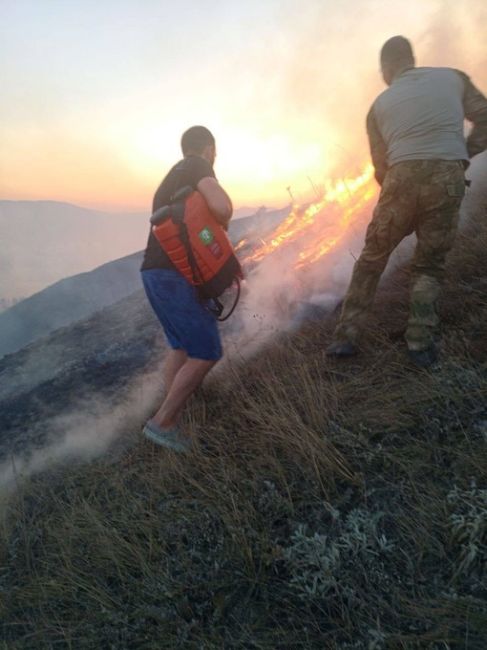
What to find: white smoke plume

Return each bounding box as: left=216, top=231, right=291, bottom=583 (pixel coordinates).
left=0, top=368, right=163, bottom=492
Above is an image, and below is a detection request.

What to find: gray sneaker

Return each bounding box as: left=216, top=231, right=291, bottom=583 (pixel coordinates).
left=142, top=420, right=191, bottom=453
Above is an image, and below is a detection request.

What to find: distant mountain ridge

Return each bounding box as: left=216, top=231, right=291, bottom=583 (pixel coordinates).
left=0, top=200, right=148, bottom=302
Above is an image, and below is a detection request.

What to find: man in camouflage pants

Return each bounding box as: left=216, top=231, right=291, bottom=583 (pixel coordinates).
left=327, top=36, right=487, bottom=367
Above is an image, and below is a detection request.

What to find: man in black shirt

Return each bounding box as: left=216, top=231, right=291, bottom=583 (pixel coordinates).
left=141, top=126, right=233, bottom=451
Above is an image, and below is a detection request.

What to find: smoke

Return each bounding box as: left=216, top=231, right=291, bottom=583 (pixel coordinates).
left=418, top=1, right=487, bottom=80
left=245, top=0, right=487, bottom=192
left=223, top=186, right=407, bottom=360
left=0, top=367, right=163, bottom=492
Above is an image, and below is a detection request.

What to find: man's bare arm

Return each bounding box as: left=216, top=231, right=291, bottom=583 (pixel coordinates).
left=197, top=177, right=233, bottom=229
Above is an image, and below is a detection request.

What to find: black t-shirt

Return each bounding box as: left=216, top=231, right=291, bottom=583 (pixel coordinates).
left=140, top=155, right=216, bottom=271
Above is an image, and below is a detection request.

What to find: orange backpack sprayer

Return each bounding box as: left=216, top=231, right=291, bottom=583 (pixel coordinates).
left=150, top=185, right=243, bottom=320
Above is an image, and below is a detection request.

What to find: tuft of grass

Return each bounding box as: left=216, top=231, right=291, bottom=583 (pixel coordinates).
left=1, top=216, right=487, bottom=649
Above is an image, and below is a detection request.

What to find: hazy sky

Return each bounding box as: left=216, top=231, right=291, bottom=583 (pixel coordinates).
left=1, top=0, right=486, bottom=211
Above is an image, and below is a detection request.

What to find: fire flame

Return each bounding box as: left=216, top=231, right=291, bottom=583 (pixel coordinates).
left=241, top=163, right=377, bottom=270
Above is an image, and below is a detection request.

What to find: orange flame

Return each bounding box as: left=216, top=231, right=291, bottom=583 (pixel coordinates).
left=234, top=237, right=248, bottom=252
left=241, top=163, right=377, bottom=269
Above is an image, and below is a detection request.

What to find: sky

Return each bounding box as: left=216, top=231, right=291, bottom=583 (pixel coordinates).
left=1, top=0, right=486, bottom=212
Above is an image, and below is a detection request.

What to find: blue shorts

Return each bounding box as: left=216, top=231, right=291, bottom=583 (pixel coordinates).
left=141, top=269, right=222, bottom=361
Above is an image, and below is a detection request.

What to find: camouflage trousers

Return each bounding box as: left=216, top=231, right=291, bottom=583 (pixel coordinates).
left=334, top=160, right=466, bottom=351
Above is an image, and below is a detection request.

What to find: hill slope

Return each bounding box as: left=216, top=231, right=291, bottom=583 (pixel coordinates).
left=0, top=252, right=144, bottom=358
left=0, top=214, right=486, bottom=648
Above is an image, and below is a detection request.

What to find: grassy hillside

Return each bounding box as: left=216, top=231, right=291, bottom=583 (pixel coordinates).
left=1, top=217, right=486, bottom=649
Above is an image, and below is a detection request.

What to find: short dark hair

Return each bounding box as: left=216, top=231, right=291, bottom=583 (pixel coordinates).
left=380, top=35, right=414, bottom=66
left=181, top=126, right=215, bottom=155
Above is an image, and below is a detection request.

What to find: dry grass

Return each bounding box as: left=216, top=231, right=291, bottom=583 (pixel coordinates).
left=1, top=220, right=486, bottom=649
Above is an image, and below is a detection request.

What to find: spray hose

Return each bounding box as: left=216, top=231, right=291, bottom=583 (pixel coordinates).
left=213, top=277, right=241, bottom=322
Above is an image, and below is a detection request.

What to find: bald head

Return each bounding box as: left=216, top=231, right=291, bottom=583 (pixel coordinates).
left=380, top=36, right=415, bottom=85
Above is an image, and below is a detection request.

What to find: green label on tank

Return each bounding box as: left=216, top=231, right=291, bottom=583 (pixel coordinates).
left=198, top=227, right=214, bottom=245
